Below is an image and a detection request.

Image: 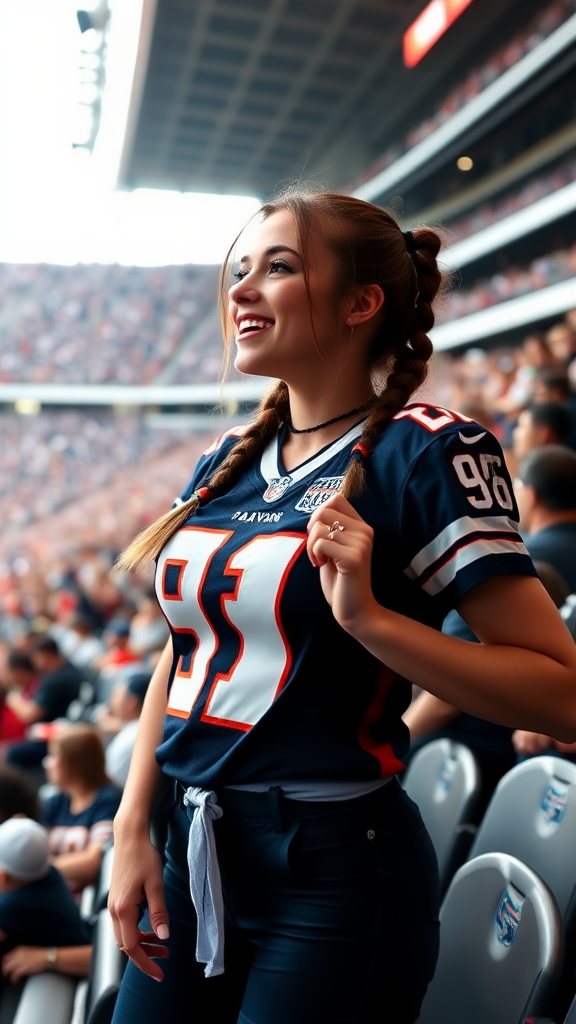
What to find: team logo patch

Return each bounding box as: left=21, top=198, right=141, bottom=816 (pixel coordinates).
left=541, top=780, right=569, bottom=825
left=437, top=757, right=456, bottom=793
left=263, top=477, right=292, bottom=503
left=495, top=888, right=522, bottom=947
left=294, top=476, right=345, bottom=513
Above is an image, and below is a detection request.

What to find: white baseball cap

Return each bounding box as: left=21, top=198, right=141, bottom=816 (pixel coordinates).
left=0, top=818, right=50, bottom=880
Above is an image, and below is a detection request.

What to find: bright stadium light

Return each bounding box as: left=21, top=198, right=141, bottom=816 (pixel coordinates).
left=404, top=0, right=475, bottom=68
left=0, top=0, right=261, bottom=265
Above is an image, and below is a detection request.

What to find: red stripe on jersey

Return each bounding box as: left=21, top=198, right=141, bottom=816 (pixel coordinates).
left=357, top=664, right=405, bottom=777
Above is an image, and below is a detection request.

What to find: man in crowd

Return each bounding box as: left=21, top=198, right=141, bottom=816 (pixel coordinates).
left=4, top=637, right=82, bottom=770
left=97, top=669, right=151, bottom=788
left=512, top=401, right=570, bottom=464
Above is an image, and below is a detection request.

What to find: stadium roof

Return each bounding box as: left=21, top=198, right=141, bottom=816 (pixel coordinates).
left=118, top=0, right=540, bottom=198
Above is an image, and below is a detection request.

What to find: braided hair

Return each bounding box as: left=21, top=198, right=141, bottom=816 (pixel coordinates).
left=117, top=188, right=444, bottom=571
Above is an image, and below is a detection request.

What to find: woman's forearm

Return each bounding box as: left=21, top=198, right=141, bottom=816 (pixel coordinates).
left=114, top=639, right=172, bottom=836
left=351, top=578, right=576, bottom=741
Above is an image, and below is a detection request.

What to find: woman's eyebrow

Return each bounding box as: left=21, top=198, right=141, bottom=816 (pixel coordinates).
left=239, top=245, right=301, bottom=264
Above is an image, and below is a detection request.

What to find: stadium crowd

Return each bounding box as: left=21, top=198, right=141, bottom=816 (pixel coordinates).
left=0, top=263, right=219, bottom=385
left=349, top=0, right=576, bottom=191
left=437, top=243, right=576, bottom=323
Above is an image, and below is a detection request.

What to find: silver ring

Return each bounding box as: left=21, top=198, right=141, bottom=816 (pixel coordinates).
left=328, top=520, right=345, bottom=540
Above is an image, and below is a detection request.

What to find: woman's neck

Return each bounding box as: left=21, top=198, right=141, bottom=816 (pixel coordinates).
left=281, top=386, right=374, bottom=472
left=67, top=782, right=99, bottom=814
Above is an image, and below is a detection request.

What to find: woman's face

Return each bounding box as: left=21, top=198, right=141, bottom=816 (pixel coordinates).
left=44, top=744, right=69, bottom=789
left=228, top=208, right=345, bottom=382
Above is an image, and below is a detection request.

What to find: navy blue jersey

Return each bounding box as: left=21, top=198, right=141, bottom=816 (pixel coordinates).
left=155, top=404, right=536, bottom=790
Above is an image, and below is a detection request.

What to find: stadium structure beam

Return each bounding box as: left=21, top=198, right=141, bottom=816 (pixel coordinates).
left=352, top=13, right=576, bottom=203
left=431, top=278, right=576, bottom=351
left=441, top=181, right=576, bottom=270
left=0, top=381, right=269, bottom=407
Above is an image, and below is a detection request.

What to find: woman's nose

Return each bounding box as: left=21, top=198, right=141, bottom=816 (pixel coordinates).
left=229, top=274, right=259, bottom=302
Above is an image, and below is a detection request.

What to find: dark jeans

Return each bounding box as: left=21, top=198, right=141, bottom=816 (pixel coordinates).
left=112, top=779, right=440, bottom=1024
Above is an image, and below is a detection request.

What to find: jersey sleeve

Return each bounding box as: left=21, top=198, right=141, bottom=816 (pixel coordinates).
left=398, top=427, right=537, bottom=611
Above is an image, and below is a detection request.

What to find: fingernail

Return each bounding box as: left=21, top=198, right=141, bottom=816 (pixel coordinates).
left=157, top=924, right=169, bottom=940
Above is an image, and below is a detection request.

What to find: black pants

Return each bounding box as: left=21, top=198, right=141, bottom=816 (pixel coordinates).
left=112, top=779, right=440, bottom=1024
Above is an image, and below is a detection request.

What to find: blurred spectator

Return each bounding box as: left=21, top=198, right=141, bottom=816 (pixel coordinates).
left=0, top=652, right=38, bottom=746
left=5, top=637, right=82, bottom=770
left=50, top=612, right=105, bottom=675
left=93, top=619, right=141, bottom=673
left=0, top=767, right=39, bottom=823
left=129, top=589, right=169, bottom=659
left=515, top=445, right=576, bottom=591
left=546, top=321, right=576, bottom=367
left=512, top=401, right=571, bottom=462
left=98, top=670, right=152, bottom=788
left=0, top=818, right=90, bottom=956
left=41, top=724, right=121, bottom=896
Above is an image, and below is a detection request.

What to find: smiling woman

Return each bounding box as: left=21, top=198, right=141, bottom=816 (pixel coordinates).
left=109, top=186, right=576, bottom=1024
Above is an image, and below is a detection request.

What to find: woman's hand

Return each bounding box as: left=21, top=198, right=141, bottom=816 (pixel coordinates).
left=307, top=494, right=380, bottom=631
left=108, top=829, right=170, bottom=982
left=2, top=946, right=47, bottom=983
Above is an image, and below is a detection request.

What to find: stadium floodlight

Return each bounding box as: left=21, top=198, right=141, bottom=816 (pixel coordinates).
left=77, top=2, right=109, bottom=34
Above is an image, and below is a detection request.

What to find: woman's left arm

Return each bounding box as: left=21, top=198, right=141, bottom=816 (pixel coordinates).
left=308, top=494, right=576, bottom=742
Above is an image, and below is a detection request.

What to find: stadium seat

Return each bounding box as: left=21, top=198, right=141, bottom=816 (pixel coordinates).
left=12, top=975, right=76, bottom=1024
left=91, top=844, right=115, bottom=917
left=84, top=908, right=126, bottom=1024
left=468, top=757, right=576, bottom=930
left=402, top=738, right=481, bottom=892
left=417, top=852, right=563, bottom=1024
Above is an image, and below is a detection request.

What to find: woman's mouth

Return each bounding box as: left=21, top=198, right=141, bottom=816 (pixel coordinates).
left=236, top=317, right=274, bottom=339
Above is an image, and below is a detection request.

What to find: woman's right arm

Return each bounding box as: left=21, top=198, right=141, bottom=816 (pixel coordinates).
left=108, top=638, right=173, bottom=981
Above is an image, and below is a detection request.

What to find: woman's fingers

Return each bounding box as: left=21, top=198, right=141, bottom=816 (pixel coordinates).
left=306, top=506, right=372, bottom=568
left=121, top=930, right=168, bottom=982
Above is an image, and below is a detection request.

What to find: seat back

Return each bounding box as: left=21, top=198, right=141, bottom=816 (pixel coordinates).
left=85, top=908, right=126, bottom=1024
left=469, top=757, right=576, bottom=927
left=418, top=852, right=564, bottom=1024
left=12, top=975, right=76, bottom=1024
left=92, top=843, right=115, bottom=916
left=402, top=738, right=481, bottom=890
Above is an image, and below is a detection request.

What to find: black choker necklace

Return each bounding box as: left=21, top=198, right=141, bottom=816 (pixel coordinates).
left=288, top=402, right=371, bottom=434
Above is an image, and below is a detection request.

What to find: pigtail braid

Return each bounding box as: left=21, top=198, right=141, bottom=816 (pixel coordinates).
left=116, top=382, right=290, bottom=572
left=207, top=382, right=289, bottom=496
left=341, top=226, right=442, bottom=499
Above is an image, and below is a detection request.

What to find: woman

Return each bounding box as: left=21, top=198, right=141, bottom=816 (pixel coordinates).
left=42, top=724, right=121, bottom=896
left=109, top=189, right=576, bottom=1024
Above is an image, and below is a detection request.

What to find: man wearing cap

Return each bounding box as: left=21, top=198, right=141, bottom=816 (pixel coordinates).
left=98, top=671, right=152, bottom=788
left=0, top=819, right=90, bottom=960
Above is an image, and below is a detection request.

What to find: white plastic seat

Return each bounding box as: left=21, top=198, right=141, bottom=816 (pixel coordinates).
left=418, top=852, right=564, bottom=1024
left=402, top=738, right=481, bottom=891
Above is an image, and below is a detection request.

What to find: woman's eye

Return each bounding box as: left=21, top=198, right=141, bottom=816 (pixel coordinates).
left=269, top=260, right=293, bottom=274
left=232, top=269, right=249, bottom=281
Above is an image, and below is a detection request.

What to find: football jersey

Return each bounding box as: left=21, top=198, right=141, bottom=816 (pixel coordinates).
left=154, top=403, right=536, bottom=791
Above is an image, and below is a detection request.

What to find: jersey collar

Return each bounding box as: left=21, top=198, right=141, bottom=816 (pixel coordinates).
left=260, top=420, right=365, bottom=487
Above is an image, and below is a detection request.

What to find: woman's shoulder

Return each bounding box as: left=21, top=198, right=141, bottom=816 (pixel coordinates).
left=176, top=423, right=252, bottom=503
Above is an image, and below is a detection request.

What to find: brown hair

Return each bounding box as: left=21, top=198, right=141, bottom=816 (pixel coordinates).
left=118, top=187, right=444, bottom=571
left=52, top=724, right=111, bottom=790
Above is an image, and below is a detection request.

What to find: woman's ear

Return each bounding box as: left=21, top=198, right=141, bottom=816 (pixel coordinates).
left=345, top=284, right=384, bottom=326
